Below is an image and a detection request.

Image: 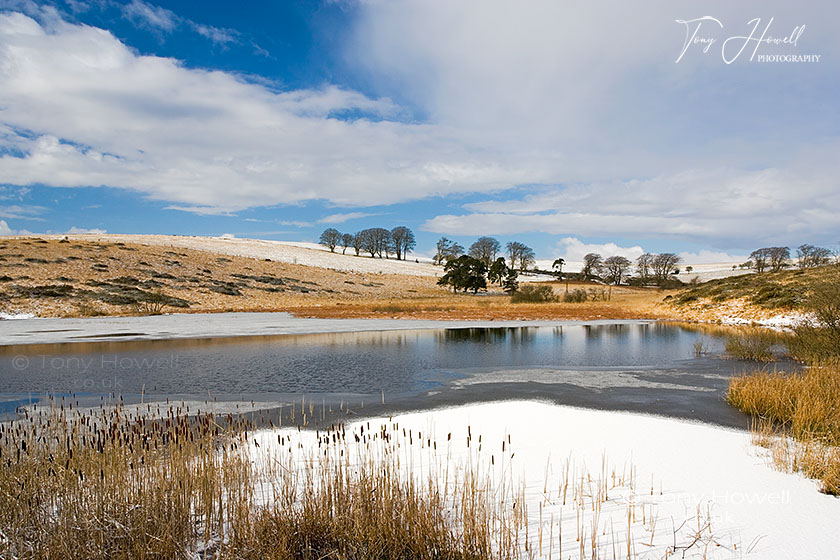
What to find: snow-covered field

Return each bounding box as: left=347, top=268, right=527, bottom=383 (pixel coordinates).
left=256, top=401, right=840, bottom=559
left=36, top=234, right=750, bottom=283
left=674, top=263, right=752, bottom=283
left=41, top=234, right=443, bottom=276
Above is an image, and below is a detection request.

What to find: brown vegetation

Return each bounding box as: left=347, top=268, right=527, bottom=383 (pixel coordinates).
left=0, top=237, right=674, bottom=321
left=728, top=363, right=840, bottom=495
left=727, top=272, right=840, bottom=495
left=0, top=403, right=513, bottom=559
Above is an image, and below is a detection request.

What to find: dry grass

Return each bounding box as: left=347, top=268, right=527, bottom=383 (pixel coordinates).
left=0, top=400, right=731, bottom=559
left=0, top=237, right=676, bottom=321
left=0, top=402, right=513, bottom=559
left=723, top=330, right=789, bottom=362
left=728, top=362, right=840, bottom=494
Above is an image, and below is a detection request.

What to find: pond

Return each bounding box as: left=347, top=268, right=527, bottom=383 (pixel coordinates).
left=0, top=322, right=784, bottom=427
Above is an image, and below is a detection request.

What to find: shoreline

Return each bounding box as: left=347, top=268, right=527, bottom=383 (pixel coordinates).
left=0, top=311, right=658, bottom=347
left=255, top=400, right=840, bottom=560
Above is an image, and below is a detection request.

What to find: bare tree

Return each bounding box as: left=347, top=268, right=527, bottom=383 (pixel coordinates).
left=340, top=233, right=354, bottom=255
left=652, top=253, right=682, bottom=282
left=351, top=232, right=363, bottom=256
left=434, top=237, right=464, bottom=265
left=749, top=248, right=772, bottom=273
left=469, top=236, right=501, bottom=267
left=581, top=253, right=603, bottom=281
left=390, top=226, right=416, bottom=260
left=603, top=256, right=632, bottom=285
left=506, top=241, right=535, bottom=271
left=797, top=244, right=832, bottom=268
left=768, top=247, right=791, bottom=272
left=636, top=253, right=655, bottom=281
left=552, top=258, right=565, bottom=276
left=318, top=228, right=341, bottom=252
left=749, top=247, right=790, bottom=272
left=357, top=228, right=392, bottom=258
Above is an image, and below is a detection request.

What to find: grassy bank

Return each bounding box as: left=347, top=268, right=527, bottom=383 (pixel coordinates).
left=728, top=363, right=840, bottom=495
left=726, top=272, right=840, bottom=495
left=0, top=404, right=511, bottom=559
left=1, top=237, right=673, bottom=321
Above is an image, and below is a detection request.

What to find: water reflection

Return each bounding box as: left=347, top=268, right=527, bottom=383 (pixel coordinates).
left=1, top=323, right=734, bottom=407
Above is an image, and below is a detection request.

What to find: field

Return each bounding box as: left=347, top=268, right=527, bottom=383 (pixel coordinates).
left=0, top=236, right=670, bottom=321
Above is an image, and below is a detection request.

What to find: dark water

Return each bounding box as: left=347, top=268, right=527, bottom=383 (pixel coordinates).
left=0, top=323, right=787, bottom=426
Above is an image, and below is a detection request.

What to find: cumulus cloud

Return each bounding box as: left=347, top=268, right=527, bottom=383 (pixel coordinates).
left=678, top=250, right=747, bottom=265
left=0, top=219, right=32, bottom=235
left=424, top=160, right=840, bottom=246
left=0, top=12, right=538, bottom=213
left=556, top=237, right=644, bottom=263
left=1, top=2, right=839, bottom=249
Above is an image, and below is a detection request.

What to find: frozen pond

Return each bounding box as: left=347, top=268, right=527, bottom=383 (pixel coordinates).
left=0, top=322, right=785, bottom=426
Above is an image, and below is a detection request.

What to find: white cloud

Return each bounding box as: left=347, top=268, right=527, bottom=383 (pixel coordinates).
left=0, top=219, right=32, bottom=235
left=66, top=226, right=106, bottom=234
left=318, top=212, right=377, bottom=224
left=555, top=237, right=644, bottom=263
left=123, top=0, right=177, bottom=32
left=423, top=161, right=840, bottom=246
left=678, top=250, right=747, bottom=265
left=192, top=23, right=238, bottom=46
left=0, top=4, right=839, bottom=249
left=0, top=204, right=45, bottom=219
left=121, top=0, right=240, bottom=46
left=0, top=13, right=537, bottom=212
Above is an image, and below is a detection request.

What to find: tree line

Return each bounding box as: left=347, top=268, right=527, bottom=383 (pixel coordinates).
left=433, top=236, right=536, bottom=271
left=578, top=252, right=683, bottom=286
left=741, top=244, right=835, bottom=273
left=321, top=225, right=837, bottom=288
left=319, top=227, right=416, bottom=260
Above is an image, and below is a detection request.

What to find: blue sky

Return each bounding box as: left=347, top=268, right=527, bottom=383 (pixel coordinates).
left=0, top=1, right=838, bottom=263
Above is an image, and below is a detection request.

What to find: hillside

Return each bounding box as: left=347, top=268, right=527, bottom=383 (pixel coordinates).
left=5, top=233, right=820, bottom=324
left=664, top=264, right=839, bottom=325
left=0, top=235, right=668, bottom=321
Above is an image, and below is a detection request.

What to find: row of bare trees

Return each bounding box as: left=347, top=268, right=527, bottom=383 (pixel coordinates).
left=434, top=236, right=536, bottom=271
left=743, top=244, right=834, bottom=273
left=319, top=227, right=416, bottom=260
left=578, top=252, right=683, bottom=285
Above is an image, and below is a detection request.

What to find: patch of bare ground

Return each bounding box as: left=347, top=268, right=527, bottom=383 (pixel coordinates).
left=0, top=237, right=677, bottom=320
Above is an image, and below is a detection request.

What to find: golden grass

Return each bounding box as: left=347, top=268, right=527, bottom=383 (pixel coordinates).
left=0, top=400, right=731, bottom=559
left=0, top=402, right=510, bottom=559
left=722, top=330, right=790, bottom=362
left=728, top=362, right=840, bottom=494
left=0, top=237, right=676, bottom=321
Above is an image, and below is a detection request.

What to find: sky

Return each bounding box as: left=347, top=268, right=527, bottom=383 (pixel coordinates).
left=0, top=0, right=838, bottom=263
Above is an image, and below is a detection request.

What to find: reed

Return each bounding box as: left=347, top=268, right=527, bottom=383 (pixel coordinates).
left=728, top=361, right=840, bottom=494
left=723, top=330, right=787, bottom=362
left=0, top=401, right=506, bottom=559
left=0, top=398, right=728, bottom=558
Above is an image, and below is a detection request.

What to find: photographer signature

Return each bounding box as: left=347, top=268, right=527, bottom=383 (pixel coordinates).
left=675, top=17, right=805, bottom=64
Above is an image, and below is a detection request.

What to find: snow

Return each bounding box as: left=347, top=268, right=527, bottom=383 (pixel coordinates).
left=0, top=312, right=640, bottom=345
left=0, top=311, right=36, bottom=320
left=718, top=311, right=813, bottom=330
left=43, top=233, right=444, bottom=276
left=254, top=401, right=840, bottom=559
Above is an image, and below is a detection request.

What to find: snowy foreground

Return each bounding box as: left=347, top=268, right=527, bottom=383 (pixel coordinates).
left=252, top=401, right=839, bottom=559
